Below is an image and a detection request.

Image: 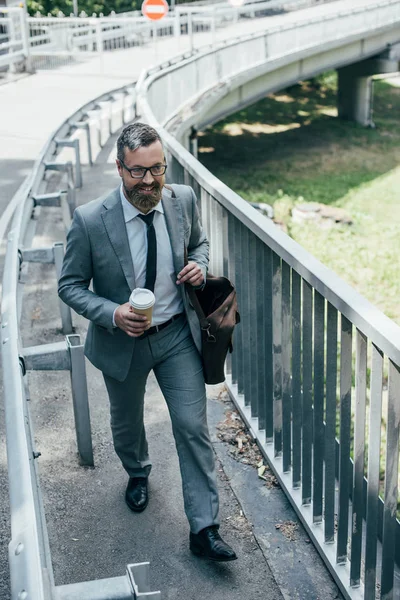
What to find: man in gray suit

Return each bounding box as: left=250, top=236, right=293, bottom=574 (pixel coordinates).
left=58, top=122, right=237, bottom=562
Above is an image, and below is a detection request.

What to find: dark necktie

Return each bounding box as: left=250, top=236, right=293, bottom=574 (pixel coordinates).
left=138, top=211, right=157, bottom=292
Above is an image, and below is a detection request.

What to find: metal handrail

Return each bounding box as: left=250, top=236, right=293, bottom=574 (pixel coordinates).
left=1, top=83, right=138, bottom=600
left=136, top=0, right=400, bottom=367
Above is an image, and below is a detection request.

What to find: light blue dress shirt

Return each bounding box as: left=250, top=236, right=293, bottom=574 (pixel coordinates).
left=113, top=185, right=184, bottom=327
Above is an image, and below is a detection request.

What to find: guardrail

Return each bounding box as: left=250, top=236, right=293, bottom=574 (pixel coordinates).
left=1, top=82, right=160, bottom=600
left=0, top=0, right=332, bottom=71
left=0, top=7, right=31, bottom=71
left=135, top=1, right=400, bottom=599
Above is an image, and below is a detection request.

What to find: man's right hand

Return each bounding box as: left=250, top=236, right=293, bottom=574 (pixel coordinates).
left=114, top=303, right=149, bottom=337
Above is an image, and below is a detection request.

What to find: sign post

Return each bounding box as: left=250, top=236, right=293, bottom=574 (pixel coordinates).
left=228, top=0, right=244, bottom=23
left=142, top=0, right=169, bottom=58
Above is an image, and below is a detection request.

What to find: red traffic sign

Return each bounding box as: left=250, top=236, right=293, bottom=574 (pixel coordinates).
left=142, top=0, right=169, bottom=20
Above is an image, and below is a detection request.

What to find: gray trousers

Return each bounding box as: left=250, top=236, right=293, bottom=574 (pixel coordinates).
left=103, top=314, right=220, bottom=534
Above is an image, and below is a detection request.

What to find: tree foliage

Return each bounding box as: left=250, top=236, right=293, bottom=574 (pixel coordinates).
left=26, top=0, right=198, bottom=16
left=27, top=0, right=140, bottom=16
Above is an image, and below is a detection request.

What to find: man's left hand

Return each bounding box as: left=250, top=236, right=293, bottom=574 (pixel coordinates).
left=176, top=261, right=204, bottom=287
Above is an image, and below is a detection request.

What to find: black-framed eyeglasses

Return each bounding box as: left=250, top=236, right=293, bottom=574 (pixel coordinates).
left=120, top=159, right=167, bottom=179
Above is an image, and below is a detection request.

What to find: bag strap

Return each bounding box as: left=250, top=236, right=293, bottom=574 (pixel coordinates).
left=165, top=183, right=211, bottom=330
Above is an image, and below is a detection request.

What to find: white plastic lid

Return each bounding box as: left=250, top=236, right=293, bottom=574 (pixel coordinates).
left=129, top=288, right=155, bottom=309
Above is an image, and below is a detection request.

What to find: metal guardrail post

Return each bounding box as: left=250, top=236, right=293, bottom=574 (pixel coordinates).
left=33, top=190, right=72, bottom=232
left=23, top=336, right=94, bottom=466
left=44, top=162, right=76, bottom=216
left=188, top=12, right=193, bottom=53
left=19, top=5, right=34, bottom=73
left=71, top=121, right=93, bottom=167
left=56, top=562, right=161, bottom=599
left=54, top=243, right=74, bottom=333
left=66, top=334, right=94, bottom=467
left=20, top=243, right=73, bottom=334
left=55, top=139, right=83, bottom=188
left=127, top=563, right=161, bottom=599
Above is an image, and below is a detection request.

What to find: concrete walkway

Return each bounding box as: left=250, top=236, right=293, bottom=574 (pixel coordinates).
left=11, top=130, right=343, bottom=600
left=0, top=3, right=370, bottom=597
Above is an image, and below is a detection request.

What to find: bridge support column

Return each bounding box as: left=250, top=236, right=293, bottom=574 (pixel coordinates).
left=337, top=52, right=400, bottom=127
left=337, top=66, right=374, bottom=127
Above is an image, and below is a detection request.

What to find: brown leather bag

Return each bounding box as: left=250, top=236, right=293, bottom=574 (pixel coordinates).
left=184, top=248, right=240, bottom=385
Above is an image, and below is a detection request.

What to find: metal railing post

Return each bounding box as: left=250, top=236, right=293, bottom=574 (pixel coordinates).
left=53, top=242, right=74, bottom=334
left=55, top=139, right=83, bottom=188
left=174, top=8, right=180, bottom=37
left=211, top=7, right=216, bottom=47
left=23, top=337, right=93, bottom=467
left=66, top=334, right=94, bottom=467
left=19, top=5, right=34, bottom=73
left=71, top=121, right=93, bottom=167
left=187, top=12, right=193, bottom=53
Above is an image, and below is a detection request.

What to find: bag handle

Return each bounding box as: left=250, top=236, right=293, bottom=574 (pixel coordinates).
left=184, top=246, right=210, bottom=331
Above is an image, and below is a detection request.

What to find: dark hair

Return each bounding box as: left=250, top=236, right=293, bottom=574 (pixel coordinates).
left=117, top=122, right=163, bottom=162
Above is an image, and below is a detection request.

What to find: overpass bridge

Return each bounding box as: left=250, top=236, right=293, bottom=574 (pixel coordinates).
left=1, top=1, right=400, bottom=599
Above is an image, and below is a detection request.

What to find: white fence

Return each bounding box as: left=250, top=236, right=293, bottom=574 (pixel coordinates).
left=0, top=0, right=332, bottom=72
left=0, top=7, right=31, bottom=71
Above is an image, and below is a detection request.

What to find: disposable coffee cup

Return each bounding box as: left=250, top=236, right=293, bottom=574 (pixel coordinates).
left=129, top=288, right=155, bottom=324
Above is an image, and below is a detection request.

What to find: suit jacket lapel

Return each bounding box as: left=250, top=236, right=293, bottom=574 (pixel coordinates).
left=101, top=187, right=136, bottom=291
left=162, top=185, right=185, bottom=277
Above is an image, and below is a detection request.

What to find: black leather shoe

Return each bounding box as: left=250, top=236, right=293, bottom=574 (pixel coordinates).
left=190, top=526, right=237, bottom=561
left=125, top=477, right=148, bottom=513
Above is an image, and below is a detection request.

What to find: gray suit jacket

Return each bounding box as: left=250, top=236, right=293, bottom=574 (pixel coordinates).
left=58, top=184, right=209, bottom=382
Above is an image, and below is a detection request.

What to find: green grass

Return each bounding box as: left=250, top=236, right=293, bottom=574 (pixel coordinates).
left=198, top=72, right=400, bottom=323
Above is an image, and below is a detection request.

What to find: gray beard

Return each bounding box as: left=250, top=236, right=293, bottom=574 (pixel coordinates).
left=124, top=182, right=162, bottom=212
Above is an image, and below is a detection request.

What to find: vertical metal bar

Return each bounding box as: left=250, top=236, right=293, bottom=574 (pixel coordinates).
left=67, top=335, right=94, bottom=466
left=19, top=6, right=33, bottom=73
left=281, top=261, right=291, bottom=472
left=73, top=139, right=82, bottom=189
left=291, top=270, right=301, bottom=488
left=235, top=219, right=244, bottom=395
left=350, top=329, right=367, bottom=586
left=364, top=344, right=383, bottom=600
left=85, top=124, right=93, bottom=167
left=228, top=213, right=238, bottom=384
left=53, top=243, right=73, bottom=334
left=216, top=200, right=224, bottom=275
left=272, top=251, right=282, bottom=457
left=302, top=280, right=313, bottom=505
left=336, top=315, right=352, bottom=564
left=256, top=238, right=265, bottom=430
left=248, top=232, right=258, bottom=418
left=67, top=163, right=76, bottom=217
left=207, top=193, right=215, bottom=271
left=205, top=192, right=212, bottom=261
left=264, top=245, right=273, bottom=443
left=313, top=291, right=324, bottom=522
left=222, top=208, right=232, bottom=377
left=188, top=11, right=193, bottom=53
left=241, top=226, right=251, bottom=407
left=381, top=360, right=400, bottom=600
left=325, top=302, right=338, bottom=543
